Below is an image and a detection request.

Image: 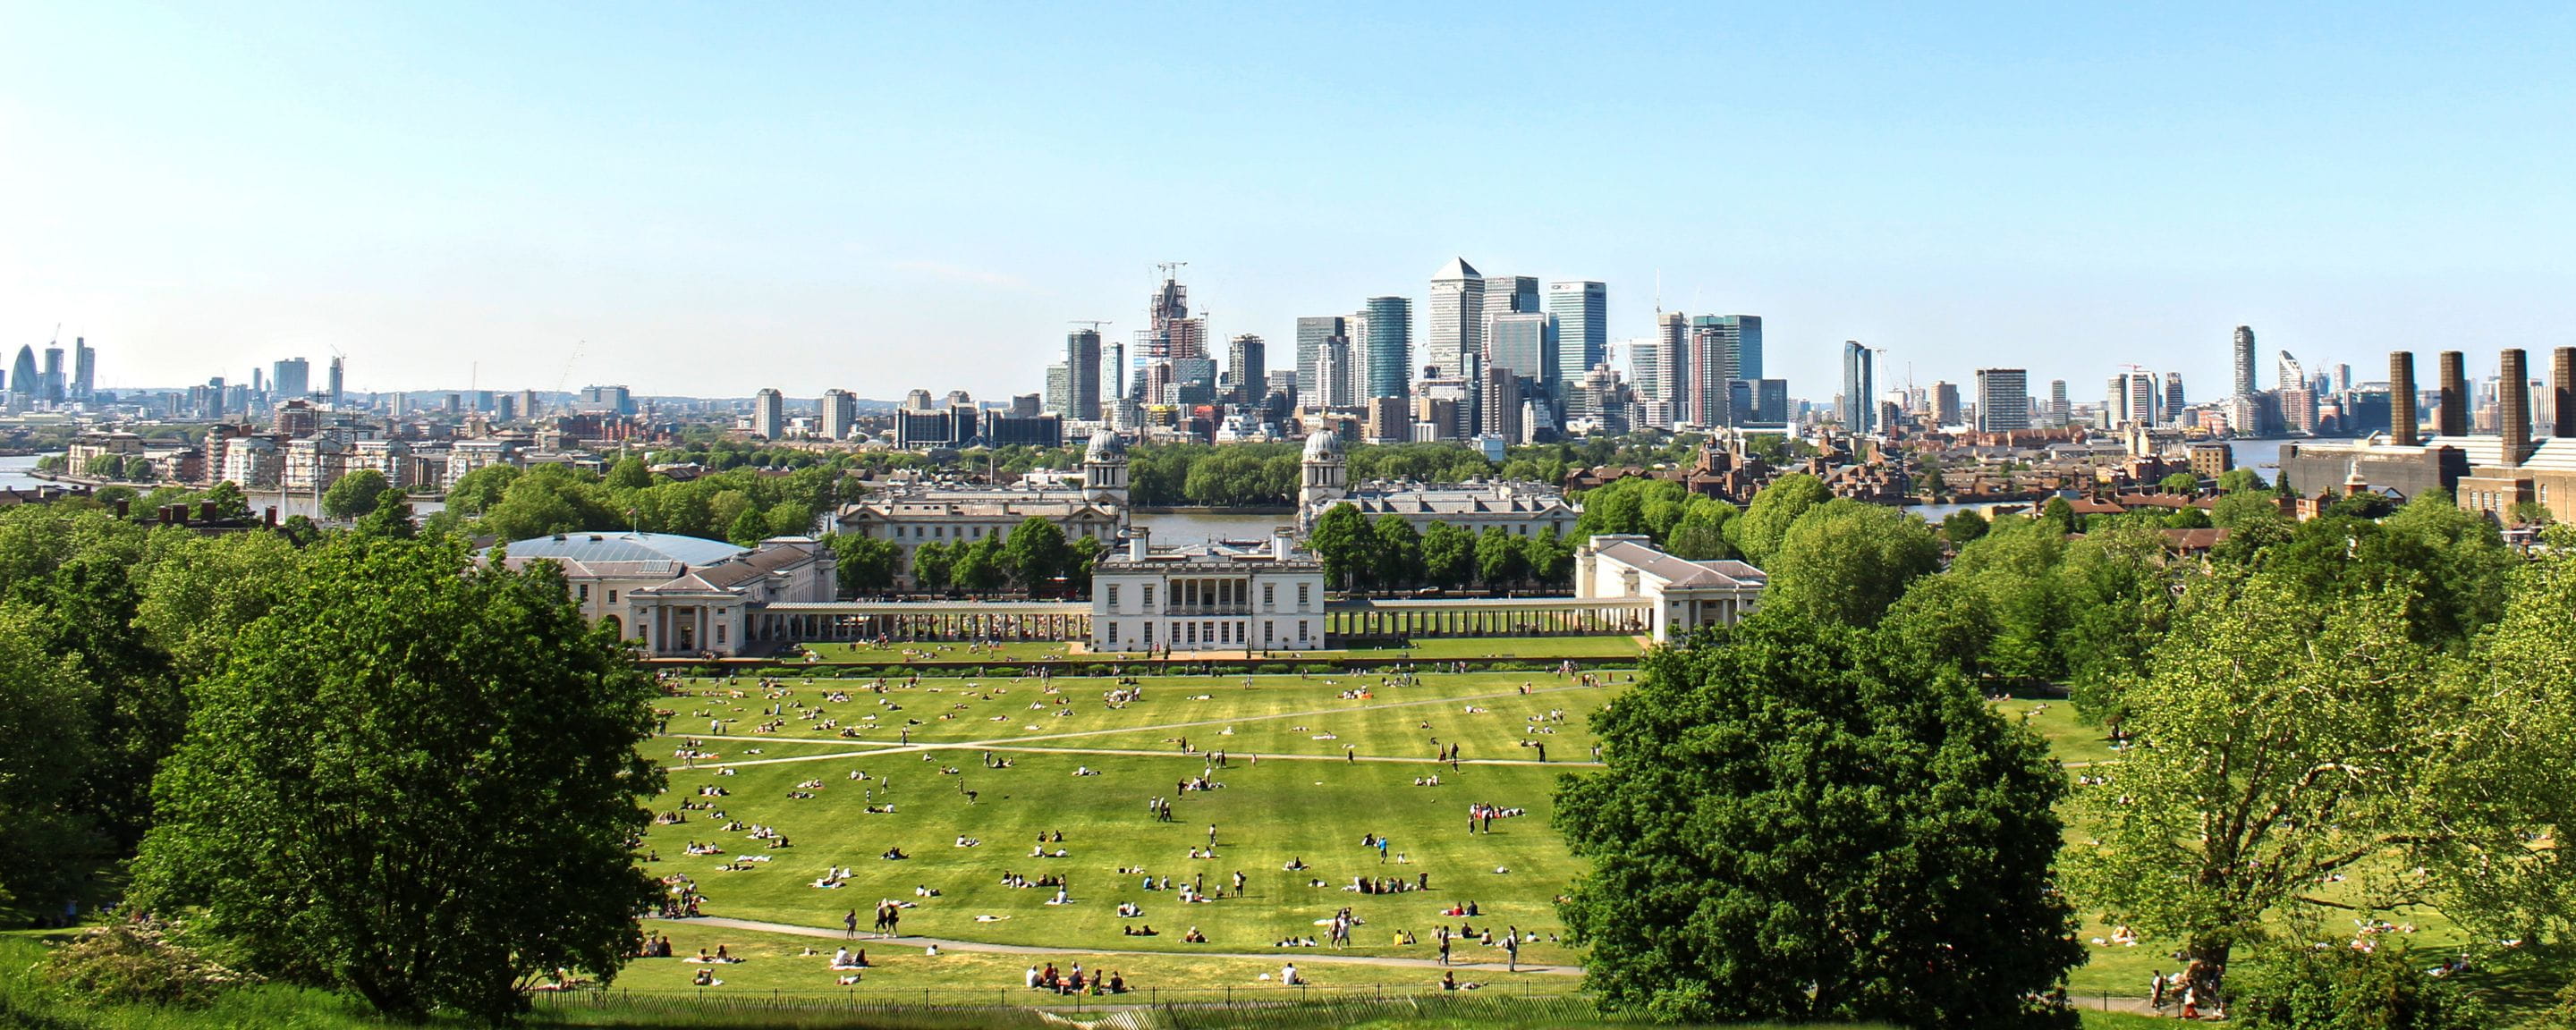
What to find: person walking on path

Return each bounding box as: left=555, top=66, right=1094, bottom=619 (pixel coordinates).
left=843, top=909, right=859, bottom=940
left=1504, top=927, right=1520, bottom=971
left=1436, top=927, right=1452, bottom=966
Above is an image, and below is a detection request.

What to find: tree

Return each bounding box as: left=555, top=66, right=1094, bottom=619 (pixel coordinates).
left=1557, top=611, right=2080, bottom=1027
left=1726, top=473, right=1829, bottom=565
left=2159, top=471, right=2202, bottom=495
left=1370, top=514, right=1423, bottom=589
left=834, top=535, right=898, bottom=596
left=41, top=552, right=182, bottom=849
left=2068, top=572, right=2446, bottom=1001
left=481, top=469, right=611, bottom=543
left=1521, top=528, right=1573, bottom=588
left=1419, top=521, right=1476, bottom=590
left=130, top=537, right=662, bottom=1021
left=605, top=456, right=652, bottom=491
left=2037, top=496, right=2077, bottom=536
left=725, top=506, right=767, bottom=548
left=357, top=488, right=417, bottom=539
left=1308, top=503, right=1370, bottom=590
left=2231, top=946, right=2484, bottom=1030
left=444, top=464, right=521, bottom=514
left=1475, top=525, right=1528, bottom=588
left=952, top=537, right=1005, bottom=596
left=120, top=454, right=153, bottom=482
left=319, top=469, right=391, bottom=521
left=1002, top=517, right=1070, bottom=593
left=0, top=602, right=100, bottom=924
left=85, top=453, right=123, bottom=479
left=1064, top=535, right=1104, bottom=596
left=1762, top=500, right=1943, bottom=627
left=1665, top=497, right=1739, bottom=561
left=1942, top=509, right=1990, bottom=546
left=2218, top=468, right=2267, bottom=494
left=200, top=480, right=252, bottom=521
left=909, top=542, right=953, bottom=592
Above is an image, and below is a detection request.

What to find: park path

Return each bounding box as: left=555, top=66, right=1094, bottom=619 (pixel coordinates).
left=678, top=680, right=1607, bottom=769
left=669, top=915, right=1580, bottom=975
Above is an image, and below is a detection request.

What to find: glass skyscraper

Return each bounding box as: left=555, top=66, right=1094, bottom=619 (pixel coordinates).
left=1486, top=313, right=1556, bottom=399
left=1544, top=281, right=1606, bottom=400
left=1842, top=340, right=1876, bottom=433
left=1362, top=296, right=1412, bottom=401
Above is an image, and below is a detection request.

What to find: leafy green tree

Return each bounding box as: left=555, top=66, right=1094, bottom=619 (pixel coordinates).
left=1064, top=535, right=1104, bottom=596
left=2159, top=471, right=2202, bottom=495
left=605, top=456, right=652, bottom=491
left=2069, top=572, right=2445, bottom=1000
left=2037, top=495, right=2077, bottom=536
left=0, top=602, right=100, bottom=924
left=1419, top=521, right=1475, bottom=590
left=725, top=506, right=767, bottom=547
left=2232, top=946, right=2484, bottom=1030
left=1949, top=516, right=2067, bottom=682
left=120, top=454, right=153, bottom=482
left=85, top=453, right=123, bottom=478
left=319, top=469, right=390, bottom=521
left=2054, top=519, right=2175, bottom=723
left=1557, top=611, right=2080, bottom=1026
left=952, top=537, right=1005, bottom=595
left=2218, top=467, right=2266, bottom=494
left=909, top=542, right=953, bottom=592
left=481, top=468, right=613, bottom=543
left=1521, top=528, right=1574, bottom=588
left=833, top=535, right=899, bottom=596
left=1307, top=503, right=1371, bottom=590
left=130, top=537, right=662, bottom=1021
left=40, top=552, right=181, bottom=849
left=1942, top=509, right=1990, bottom=546
left=1664, top=496, right=1738, bottom=560
left=200, top=480, right=252, bottom=521
left=444, top=464, right=521, bottom=514
left=1003, top=517, right=1070, bottom=593
left=1370, top=514, right=1423, bottom=588
left=357, top=488, right=417, bottom=539
left=1726, top=473, right=1830, bottom=564
left=1475, top=525, right=1528, bottom=587
left=1762, top=500, right=1942, bottom=627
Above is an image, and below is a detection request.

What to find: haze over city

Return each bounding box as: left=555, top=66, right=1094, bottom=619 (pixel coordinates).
left=4, top=2, right=2571, bottom=399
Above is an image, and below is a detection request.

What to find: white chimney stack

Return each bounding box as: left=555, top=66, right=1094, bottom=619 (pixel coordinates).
left=1128, top=528, right=1151, bottom=561
left=1271, top=527, right=1293, bottom=561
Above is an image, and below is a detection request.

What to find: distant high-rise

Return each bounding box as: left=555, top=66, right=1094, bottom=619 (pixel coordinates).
left=1684, top=316, right=1731, bottom=427
left=821, top=389, right=858, bottom=440
left=1361, top=297, right=1412, bottom=401
left=1485, top=313, right=1556, bottom=401
left=1544, top=282, right=1606, bottom=400
left=4, top=346, right=30, bottom=401
left=41, top=348, right=64, bottom=403
left=1841, top=341, right=1875, bottom=433
left=1066, top=328, right=1103, bottom=421
left=1645, top=312, right=1688, bottom=428
left=1931, top=381, right=1962, bottom=426
left=1480, top=274, right=1538, bottom=325
left=71, top=338, right=95, bottom=402
left=1426, top=258, right=1485, bottom=380
left=2276, top=351, right=2315, bottom=434
left=2048, top=380, right=2070, bottom=427
left=1976, top=369, right=2030, bottom=432
left=1694, top=315, right=1763, bottom=381
left=272, top=358, right=311, bottom=403
left=2163, top=372, right=2186, bottom=425
left=2107, top=371, right=2158, bottom=428
left=751, top=388, right=785, bottom=440
left=2233, top=325, right=2258, bottom=397
left=327, top=357, right=345, bottom=407
left=1313, top=337, right=1353, bottom=409
left=1294, top=317, right=1347, bottom=411
left=1225, top=333, right=1266, bottom=403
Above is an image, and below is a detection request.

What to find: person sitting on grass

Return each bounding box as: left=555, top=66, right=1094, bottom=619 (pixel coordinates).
left=1182, top=926, right=1207, bottom=943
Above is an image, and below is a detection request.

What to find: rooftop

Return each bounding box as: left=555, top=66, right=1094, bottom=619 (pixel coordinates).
left=493, top=531, right=749, bottom=567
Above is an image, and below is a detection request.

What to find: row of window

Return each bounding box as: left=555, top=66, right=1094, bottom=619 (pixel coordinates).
left=1105, top=581, right=1312, bottom=612
left=1104, top=618, right=1311, bottom=646
left=876, top=522, right=1114, bottom=541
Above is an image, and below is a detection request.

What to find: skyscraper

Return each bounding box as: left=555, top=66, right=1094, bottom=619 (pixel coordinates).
left=1065, top=328, right=1103, bottom=421
left=751, top=388, right=785, bottom=440
left=1361, top=297, right=1412, bottom=401
left=1645, top=311, right=1688, bottom=428
left=1314, top=337, right=1353, bottom=409
left=2049, top=379, right=2070, bottom=427
left=1225, top=333, right=1266, bottom=403
left=1687, top=315, right=1757, bottom=427
left=1485, top=313, right=1555, bottom=401
left=4, top=346, right=29, bottom=401
left=273, top=358, right=311, bottom=402
left=821, top=389, right=857, bottom=440
left=2163, top=372, right=2186, bottom=425
left=1295, top=317, right=1346, bottom=411
left=2276, top=351, right=2315, bottom=434
left=1975, top=369, right=2030, bottom=432
left=327, top=357, right=344, bottom=407
left=41, top=348, right=64, bottom=403
left=1426, top=258, right=1485, bottom=380
left=1480, top=274, right=1538, bottom=326
left=1722, top=316, right=1764, bottom=380
left=1931, top=381, right=1962, bottom=426
left=71, top=338, right=94, bottom=402
left=2233, top=325, right=2258, bottom=398
left=1544, top=282, right=1606, bottom=400
left=2107, top=371, right=2157, bottom=427
left=1841, top=341, right=1875, bottom=433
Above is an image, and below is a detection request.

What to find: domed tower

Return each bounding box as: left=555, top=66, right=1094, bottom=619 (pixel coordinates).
left=1300, top=428, right=1349, bottom=511
left=1082, top=431, right=1130, bottom=506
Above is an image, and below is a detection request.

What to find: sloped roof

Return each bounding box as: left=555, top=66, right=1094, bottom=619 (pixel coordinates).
left=495, top=532, right=748, bottom=566
left=1598, top=541, right=1766, bottom=589
left=1434, top=257, right=1480, bottom=281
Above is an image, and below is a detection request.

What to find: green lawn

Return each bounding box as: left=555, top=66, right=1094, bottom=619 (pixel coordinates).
left=783, top=636, right=1646, bottom=665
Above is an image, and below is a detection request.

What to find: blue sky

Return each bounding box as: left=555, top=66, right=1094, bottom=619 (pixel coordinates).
left=2, top=2, right=2570, bottom=401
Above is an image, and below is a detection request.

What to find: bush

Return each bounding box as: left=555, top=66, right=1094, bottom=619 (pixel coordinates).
left=2231, top=945, right=2483, bottom=1029
left=44, top=921, right=253, bottom=1007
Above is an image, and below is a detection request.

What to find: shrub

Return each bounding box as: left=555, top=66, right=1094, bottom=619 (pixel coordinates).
left=2231, top=945, right=2483, bottom=1030
left=44, top=920, right=254, bottom=1007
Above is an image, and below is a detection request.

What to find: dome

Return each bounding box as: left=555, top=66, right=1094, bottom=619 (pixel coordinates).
left=1085, top=432, right=1128, bottom=461
left=1303, top=429, right=1344, bottom=460
left=490, top=531, right=749, bottom=567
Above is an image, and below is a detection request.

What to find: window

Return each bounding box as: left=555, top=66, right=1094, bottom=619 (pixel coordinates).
left=715, top=625, right=726, bottom=644
left=1107, top=622, right=1119, bottom=645
left=1263, top=583, right=1275, bottom=609
left=1263, top=621, right=1274, bottom=644
left=1297, top=584, right=1310, bottom=609
left=1142, top=585, right=1156, bottom=609
left=579, top=584, right=591, bottom=602
left=1298, top=620, right=1309, bottom=643
left=1143, top=622, right=1153, bottom=644
left=607, top=589, right=618, bottom=604
left=1107, top=585, right=1120, bottom=609
left=1185, top=622, right=1197, bottom=644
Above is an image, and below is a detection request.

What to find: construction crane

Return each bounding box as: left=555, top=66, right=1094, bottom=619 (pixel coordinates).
left=555, top=340, right=587, bottom=396
left=1068, top=320, right=1113, bottom=333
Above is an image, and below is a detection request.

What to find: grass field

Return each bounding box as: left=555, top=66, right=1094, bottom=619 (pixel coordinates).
left=779, top=636, right=1645, bottom=666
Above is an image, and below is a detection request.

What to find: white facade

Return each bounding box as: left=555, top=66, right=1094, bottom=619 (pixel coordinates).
left=445, top=439, right=522, bottom=491
left=1295, top=428, right=1578, bottom=536
left=1089, top=528, right=1326, bottom=654
left=281, top=437, right=348, bottom=494
left=350, top=439, right=414, bottom=489
left=488, top=533, right=837, bottom=658
left=835, top=434, right=1131, bottom=587
left=1572, top=535, right=1765, bottom=643
left=219, top=436, right=283, bottom=488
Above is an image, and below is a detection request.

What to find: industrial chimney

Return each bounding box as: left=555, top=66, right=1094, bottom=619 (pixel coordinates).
left=2555, top=348, right=2576, bottom=439
left=2501, top=350, right=2531, bottom=467
left=2388, top=351, right=2418, bottom=446
left=2436, top=350, right=2469, bottom=437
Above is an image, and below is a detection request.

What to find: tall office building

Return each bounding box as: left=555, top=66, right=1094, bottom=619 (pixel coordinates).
left=5, top=346, right=31, bottom=402
left=821, top=389, right=858, bottom=441
left=1687, top=316, right=1756, bottom=427
left=1225, top=333, right=1266, bottom=403
left=71, top=338, right=94, bottom=402
left=1481, top=274, right=1538, bottom=322
left=2163, top=372, right=2187, bottom=425
left=751, top=388, right=785, bottom=440
left=1065, top=328, right=1103, bottom=420
left=1426, top=258, right=1485, bottom=380
left=1841, top=341, right=1875, bottom=433
left=1931, top=382, right=1962, bottom=426
left=1976, top=369, right=2030, bottom=432
left=327, top=357, right=345, bottom=407
left=2277, top=351, right=2316, bottom=434
left=1721, top=316, right=1764, bottom=380
left=272, top=358, right=311, bottom=402
left=2048, top=380, right=2070, bottom=427
left=1361, top=297, right=1412, bottom=401
left=1641, top=311, right=1687, bottom=427
left=1485, top=313, right=1555, bottom=401
left=2107, top=371, right=2158, bottom=427
left=2233, top=325, right=2258, bottom=398
left=1544, top=282, right=1606, bottom=400
left=1314, top=337, right=1353, bottom=409
left=1295, top=317, right=1347, bottom=411
left=41, top=348, right=64, bottom=403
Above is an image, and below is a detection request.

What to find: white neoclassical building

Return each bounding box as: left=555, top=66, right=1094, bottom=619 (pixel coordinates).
left=484, top=532, right=837, bottom=658
left=1089, top=528, right=1327, bottom=654
left=835, top=432, right=1132, bottom=587
left=1295, top=428, right=1579, bottom=537
left=1572, top=534, right=1766, bottom=644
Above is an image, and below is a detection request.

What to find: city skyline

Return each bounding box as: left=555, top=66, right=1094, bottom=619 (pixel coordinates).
left=4, top=4, right=2572, bottom=401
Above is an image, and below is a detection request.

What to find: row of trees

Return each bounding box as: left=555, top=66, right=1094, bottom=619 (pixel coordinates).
left=1305, top=506, right=1577, bottom=592
left=0, top=497, right=659, bottom=1021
